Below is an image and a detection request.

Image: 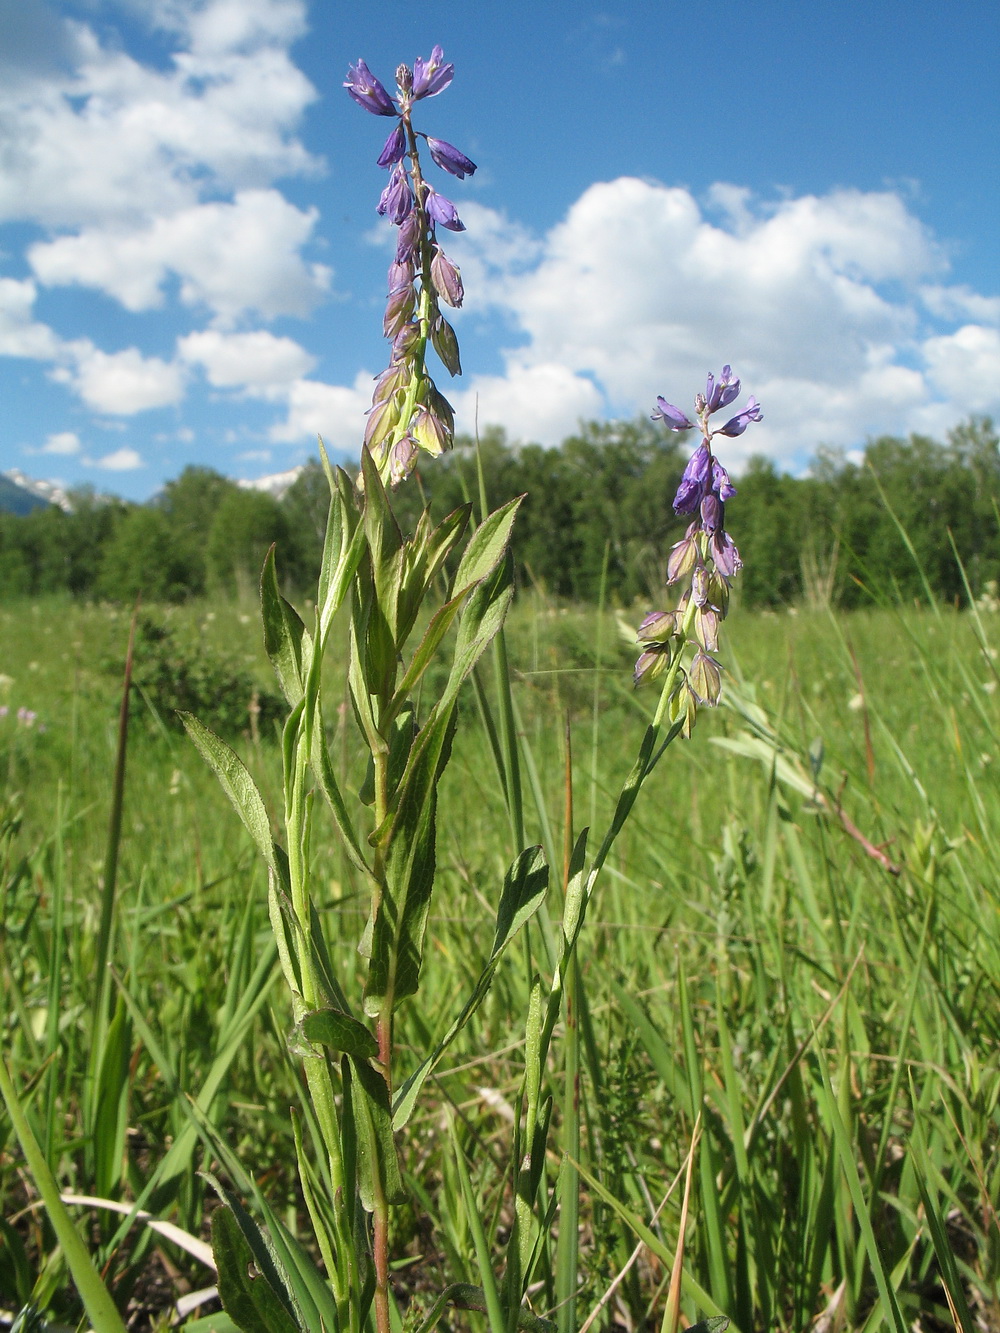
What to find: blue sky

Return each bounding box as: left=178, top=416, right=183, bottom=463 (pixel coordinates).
left=1, top=0, right=998, bottom=499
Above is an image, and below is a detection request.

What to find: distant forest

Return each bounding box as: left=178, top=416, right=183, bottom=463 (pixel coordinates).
left=1, top=415, right=998, bottom=609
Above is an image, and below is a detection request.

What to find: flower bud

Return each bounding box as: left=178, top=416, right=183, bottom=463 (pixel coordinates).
left=412, top=404, right=451, bottom=456
left=637, top=610, right=678, bottom=643
left=377, top=124, right=406, bottom=169
left=425, top=187, right=465, bottom=232
left=383, top=282, right=415, bottom=338
left=389, top=434, right=419, bottom=486
left=633, top=643, right=672, bottom=686
left=364, top=393, right=400, bottom=453
left=427, top=137, right=477, bottom=179
left=387, top=259, right=414, bottom=293
left=430, top=248, right=464, bottom=307
left=689, top=652, right=722, bottom=706
left=694, top=605, right=720, bottom=653
left=431, top=314, right=461, bottom=376
left=395, top=214, right=419, bottom=263
left=392, top=321, right=422, bottom=361
left=666, top=535, right=699, bottom=585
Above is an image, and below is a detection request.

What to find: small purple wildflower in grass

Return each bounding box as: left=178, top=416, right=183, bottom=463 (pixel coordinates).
left=635, top=367, right=762, bottom=731
left=346, top=45, right=474, bottom=486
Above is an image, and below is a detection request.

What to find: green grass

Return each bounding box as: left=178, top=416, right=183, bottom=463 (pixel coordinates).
left=1, top=591, right=998, bottom=1332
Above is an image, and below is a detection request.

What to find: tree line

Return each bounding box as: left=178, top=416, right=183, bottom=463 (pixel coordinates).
left=1, top=415, right=997, bottom=609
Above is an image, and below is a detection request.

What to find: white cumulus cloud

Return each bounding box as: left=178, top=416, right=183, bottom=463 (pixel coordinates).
left=179, top=327, right=316, bottom=388
left=53, top=344, right=185, bottom=415
left=442, top=178, right=999, bottom=466
left=93, top=446, right=145, bottom=471
left=41, top=430, right=82, bottom=455
left=30, top=189, right=330, bottom=323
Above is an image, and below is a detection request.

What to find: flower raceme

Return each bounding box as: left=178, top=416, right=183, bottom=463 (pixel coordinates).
left=345, top=46, right=476, bottom=487
left=636, top=369, right=762, bottom=733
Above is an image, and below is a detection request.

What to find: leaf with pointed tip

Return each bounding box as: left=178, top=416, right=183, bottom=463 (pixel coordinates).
left=451, top=495, right=522, bottom=596
left=180, top=713, right=281, bottom=883
left=299, top=1008, right=379, bottom=1059
left=210, top=1206, right=301, bottom=1333
left=346, top=1056, right=405, bottom=1212
left=261, top=546, right=310, bottom=706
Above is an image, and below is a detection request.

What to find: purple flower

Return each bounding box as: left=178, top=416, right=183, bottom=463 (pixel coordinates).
left=705, top=365, right=741, bottom=414
left=712, top=458, right=736, bottom=501
left=377, top=164, right=413, bottom=224
left=672, top=442, right=711, bottom=513
left=377, top=124, right=406, bottom=169
left=711, top=530, right=742, bottom=579
left=395, top=214, right=419, bottom=263
left=412, top=45, right=454, bottom=99
left=426, top=137, right=477, bottom=179
left=425, top=188, right=465, bottom=232
left=652, top=398, right=694, bottom=431
left=345, top=59, right=397, bottom=116
left=717, top=396, right=763, bottom=437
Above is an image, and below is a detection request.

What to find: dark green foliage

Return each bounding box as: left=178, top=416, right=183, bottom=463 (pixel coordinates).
left=109, top=615, right=284, bottom=739
left=1, top=416, right=998, bottom=608
left=97, top=506, right=201, bottom=602
left=207, top=488, right=293, bottom=597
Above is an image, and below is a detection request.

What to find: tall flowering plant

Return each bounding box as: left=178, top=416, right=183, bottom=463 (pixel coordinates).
left=181, top=45, right=757, bottom=1333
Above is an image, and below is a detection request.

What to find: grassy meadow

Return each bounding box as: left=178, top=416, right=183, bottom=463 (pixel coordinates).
left=1, top=587, right=998, bottom=1331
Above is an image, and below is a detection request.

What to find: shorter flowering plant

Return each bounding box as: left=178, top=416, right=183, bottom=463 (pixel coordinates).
left=635, top=367, right=761, bottom=735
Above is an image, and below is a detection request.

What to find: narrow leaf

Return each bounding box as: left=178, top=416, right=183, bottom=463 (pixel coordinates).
left=261, top=545, right=310, bottom=706
left=180, top=713, right=278, bottom=878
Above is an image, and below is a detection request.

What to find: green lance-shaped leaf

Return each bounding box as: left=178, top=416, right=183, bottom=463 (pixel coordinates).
left=210, top=1206, right=302, bottom=1333
left=346, top=1055, right=405, bottom=1212
left=392, top=847, right=548, bottom=1129
left=180, top=712, right=285, bottom=888
left=451, top=494, right=523, bottom=596
left=298, top=1008, right=379, bottom=1060
left=261, top=545, right=311, bottom=707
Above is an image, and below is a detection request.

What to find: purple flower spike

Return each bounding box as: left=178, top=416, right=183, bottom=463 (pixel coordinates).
left=425, top=188, right=465, bottom=232
left=377, top=124, right=406, bottom=169
left=652, top=398, right=694, bottom=431
left=412, top=45, right=454, bottom=99
left=672, top=442, right=711, bottom=513
left=345, top=59, right=397, bottom=116
left=377, top=164, right=413, bottom=224
left=427, top=137, right=477, bottom=179
left=717, top=396, right=763, bottom=437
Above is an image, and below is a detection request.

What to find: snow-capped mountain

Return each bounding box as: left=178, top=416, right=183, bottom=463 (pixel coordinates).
left=1, top=469, right=72, bottom=513
left=236, top=465, right=305, bottom=500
